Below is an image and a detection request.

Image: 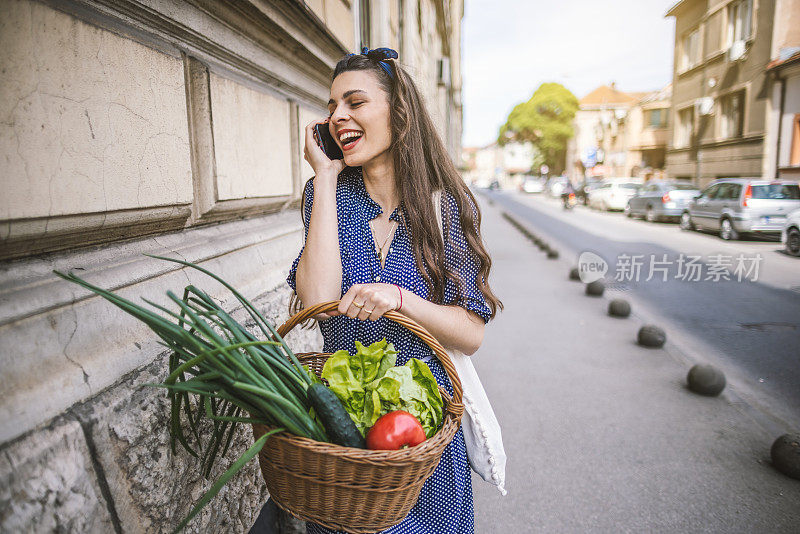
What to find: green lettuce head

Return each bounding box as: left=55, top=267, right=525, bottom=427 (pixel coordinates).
left=320, top=339, right=444, bottom=437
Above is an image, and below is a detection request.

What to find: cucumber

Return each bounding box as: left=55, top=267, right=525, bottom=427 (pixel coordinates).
left=307, top=383, right=366, bottom=448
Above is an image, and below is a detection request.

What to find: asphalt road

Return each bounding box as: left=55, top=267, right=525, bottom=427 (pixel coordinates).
left=482, top=189, right=800, bottom=427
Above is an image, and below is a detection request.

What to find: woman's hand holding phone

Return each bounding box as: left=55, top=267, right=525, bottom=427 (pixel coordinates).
left=304, top=118, right=344, bottom=181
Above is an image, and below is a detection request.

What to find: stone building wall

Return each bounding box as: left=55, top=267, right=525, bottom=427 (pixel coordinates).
left=0, top=0, right=464, bottom=531
left=1, top=286, right=321, bottom=533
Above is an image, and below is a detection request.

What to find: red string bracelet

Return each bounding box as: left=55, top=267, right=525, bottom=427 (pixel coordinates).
left=393, top=284, right=402, bottom=311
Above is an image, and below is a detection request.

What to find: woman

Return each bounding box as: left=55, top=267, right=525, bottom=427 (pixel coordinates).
left=287, top=47, right=502, bottom=534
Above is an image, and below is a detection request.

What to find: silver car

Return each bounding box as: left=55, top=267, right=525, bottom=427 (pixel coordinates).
left=680, top=178, right=800, bottom=240
left=782, top=208, right=800, bottom=257
left=626, top=180, right=700, bottom=222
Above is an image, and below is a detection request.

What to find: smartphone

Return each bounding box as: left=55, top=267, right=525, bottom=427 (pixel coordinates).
left=313, top=123, right=344, bottom=160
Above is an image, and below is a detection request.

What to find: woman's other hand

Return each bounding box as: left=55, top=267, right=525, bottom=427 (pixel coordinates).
left=332, top=283, right=402, bottom=321
left=304, top=118, right=344, bottom=179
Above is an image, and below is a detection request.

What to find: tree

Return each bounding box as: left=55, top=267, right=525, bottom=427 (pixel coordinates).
left=498, top=83, right=578, bottom=175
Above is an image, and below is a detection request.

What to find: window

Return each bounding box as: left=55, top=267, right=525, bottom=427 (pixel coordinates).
left=680, top=28, right=701, bottom=71
left=751, top=184, right=800, bottom=199
left=359, top=0, right=371, bottom=50
left=676, top=107, right=694, bottom=148
left=719, top=91, right=744, bottom=139
left=716, top=183, right=742, bottom=200
left=701, top=184, right=720, bottom=199
left=648, top=109, right=667, bottom=128
left=397, top=0, right=405, bottom=57
left=727, top=0, right=753, bottom=46
left=715, top=183, right=735, bottom=199
left=705, top=9, right=724, bottom=56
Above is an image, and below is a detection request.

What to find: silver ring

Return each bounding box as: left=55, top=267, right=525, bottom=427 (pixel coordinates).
left=365, top=308, right=374, bottom=314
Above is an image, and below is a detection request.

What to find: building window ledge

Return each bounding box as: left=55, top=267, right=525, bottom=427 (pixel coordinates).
left=667, top=134, right=764, bottom=153
left=677, top=62, right=704, bottom=77
left=703, top=49, right=726, bottom=63
left=700, top=134, right=763, bottom=148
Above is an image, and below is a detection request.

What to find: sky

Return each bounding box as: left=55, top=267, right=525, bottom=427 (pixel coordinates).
left=462, top=0, right=677, bottom=147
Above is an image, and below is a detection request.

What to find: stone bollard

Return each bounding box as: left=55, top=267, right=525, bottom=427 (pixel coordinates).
left=637, top=325, right=666, bottom=348
left=771, top=434, right=800, bottom=480
left=569, top=267, right=581, bottom=281
left=585, top=280, right=605, bottom=296
left=608, top=299, right=631, bottom=318
left=686, top=364, right=726, bottom=396
left=547, top=249, right=559, bottom=259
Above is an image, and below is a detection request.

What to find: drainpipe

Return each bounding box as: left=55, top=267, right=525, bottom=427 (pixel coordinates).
left=694, top=67, right=706, bottom=187
left=774, top=73, right=786, bottom=179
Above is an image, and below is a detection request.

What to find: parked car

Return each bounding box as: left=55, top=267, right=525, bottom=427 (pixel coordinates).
left=625, top=180, right=701, bottom=222
left=781, top=207, right=800, bottom=256
left=546, top=177, right=569, bottom=198
left=577, top=179, right=603, bottom=205
left=587, top=178, right=642, bottom=211
left=521, top=176, right=545, bottom=194
left=680, top=178, right=800, bottom=240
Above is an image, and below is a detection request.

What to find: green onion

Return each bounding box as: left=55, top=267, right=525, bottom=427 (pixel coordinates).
left=53, top=256, right=326, bottom=531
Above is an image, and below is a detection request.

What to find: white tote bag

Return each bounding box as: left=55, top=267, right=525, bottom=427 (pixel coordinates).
left=431, top=190, right=507, bottom=495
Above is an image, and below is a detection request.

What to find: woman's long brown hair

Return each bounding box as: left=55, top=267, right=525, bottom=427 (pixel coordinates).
left=289, top=54, right=503, bottom=321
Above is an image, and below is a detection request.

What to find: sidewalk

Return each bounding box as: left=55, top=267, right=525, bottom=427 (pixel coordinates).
left=470, top=194, right=800, bottom=532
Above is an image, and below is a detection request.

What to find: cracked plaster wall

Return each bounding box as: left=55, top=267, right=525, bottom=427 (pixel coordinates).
left=0, top=0, right=342, bottom=530
left=297, top=106, right=319, bottom=182
left=210, top=73, right=294, bottom=201
left=0, top=0, right=192, bottom=220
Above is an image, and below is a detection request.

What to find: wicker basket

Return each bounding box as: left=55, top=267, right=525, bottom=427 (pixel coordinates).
left=252, top=300, right=464, bottom=533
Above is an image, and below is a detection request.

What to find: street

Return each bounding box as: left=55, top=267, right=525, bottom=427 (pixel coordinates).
left=484, top=189, right=800, bottom=428
left=470, top=191, right=800, bottom=532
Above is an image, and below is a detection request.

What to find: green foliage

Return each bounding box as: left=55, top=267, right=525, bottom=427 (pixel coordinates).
left=498, top=83, right=579, bottom=174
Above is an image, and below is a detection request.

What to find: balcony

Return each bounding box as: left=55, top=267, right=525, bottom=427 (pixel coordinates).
left=633, top=127, right=669, bottom=150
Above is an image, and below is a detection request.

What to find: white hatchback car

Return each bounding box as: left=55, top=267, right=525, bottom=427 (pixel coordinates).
left=587, top=178, right=643, bottom=211
left=782, top=207, right=800, bottom=257
left=521, top=176, right=545, bottom=194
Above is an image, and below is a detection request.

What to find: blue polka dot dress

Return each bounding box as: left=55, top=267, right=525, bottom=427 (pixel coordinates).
left=287, top=167, right=492, bottom=534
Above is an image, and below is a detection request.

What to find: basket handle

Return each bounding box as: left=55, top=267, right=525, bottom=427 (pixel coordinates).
left=276, top=300, right=463, bottom=410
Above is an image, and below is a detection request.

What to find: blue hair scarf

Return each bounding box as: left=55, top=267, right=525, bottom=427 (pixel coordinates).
left=348, top=46, right=399, bottom=79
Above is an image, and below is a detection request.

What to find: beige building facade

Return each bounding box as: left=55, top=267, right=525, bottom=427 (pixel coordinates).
left=567, top=85, right=638, bottom=181
left=462, top=141, right=536, bottom=190
left=763, top=0, right=800, bottom=180
left=665, top=0, right=777, bottom=188
left=567, top=84, right=670, bottom=182
left=0, top=0, right=464, bottom=531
